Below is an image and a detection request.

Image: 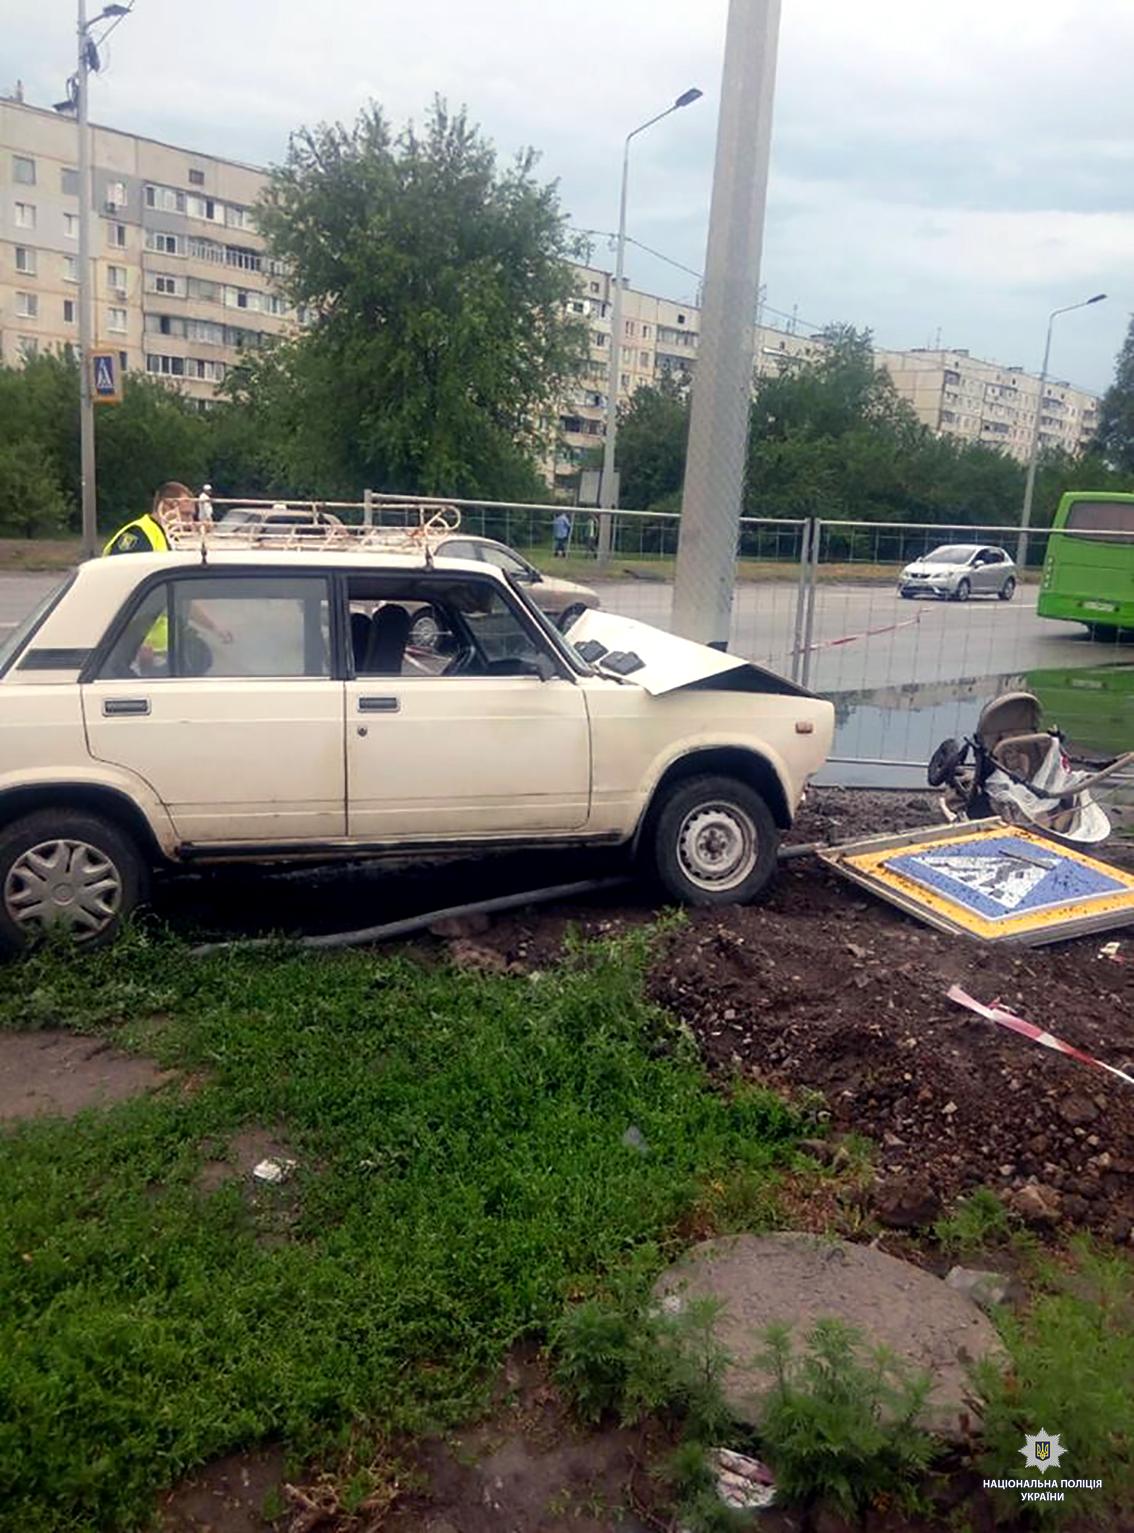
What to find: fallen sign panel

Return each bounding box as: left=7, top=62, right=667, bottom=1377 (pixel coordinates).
left=818, top=818, right=1134, bottom=946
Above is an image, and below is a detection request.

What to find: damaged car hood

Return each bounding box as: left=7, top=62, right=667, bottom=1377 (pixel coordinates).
left=564, top=609, right=811, bottom=697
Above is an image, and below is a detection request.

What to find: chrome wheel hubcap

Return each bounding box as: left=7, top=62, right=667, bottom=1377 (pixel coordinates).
left=411, top=612, right=441, bottom=649
left=4, top=839, right=122, bottom=940
left=677, top=803, right=758, bottom=892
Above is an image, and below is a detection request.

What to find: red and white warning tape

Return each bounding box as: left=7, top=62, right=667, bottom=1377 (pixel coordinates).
left=798, top=609, right=924, bottom=655
left=947, top=985, right=1134, bottom=1087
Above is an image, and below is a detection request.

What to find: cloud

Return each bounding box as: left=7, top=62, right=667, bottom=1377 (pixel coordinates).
left=5, top=0, right=1131, bottom=390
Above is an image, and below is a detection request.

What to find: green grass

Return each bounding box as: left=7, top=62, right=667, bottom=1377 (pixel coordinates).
left=934, top=1186, right=1016, bottom=1256
left=974, top=1243, right=1134, bottom=1526
left=0, top=927, right=799, bottom=1531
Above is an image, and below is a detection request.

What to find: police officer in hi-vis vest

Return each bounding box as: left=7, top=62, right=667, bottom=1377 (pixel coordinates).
left=102, top=479, right=200, bottom=555
left=103, top=482, right=231, bottom=667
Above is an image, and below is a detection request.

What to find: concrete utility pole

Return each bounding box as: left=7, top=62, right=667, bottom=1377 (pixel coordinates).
left=597, top=88, right=702, bottom=565
left=672, top=0, right=781, bottom=647
left=1016, top=293, right=1106, bottom=569
left=76, top=0, right=98, bottom=560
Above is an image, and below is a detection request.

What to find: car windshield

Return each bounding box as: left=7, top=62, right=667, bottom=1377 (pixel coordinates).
left=921, top=545, right=978, bottom=564
left=0, top=576, right=72, bottom=676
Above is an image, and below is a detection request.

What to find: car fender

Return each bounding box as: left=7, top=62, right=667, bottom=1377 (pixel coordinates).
left=0, top=764, right=180, bottom=859
left=630, top=731, right=799, bottom=850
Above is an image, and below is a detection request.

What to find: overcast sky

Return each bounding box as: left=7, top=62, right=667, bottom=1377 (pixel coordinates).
left=8, top=0, right=1132, bottom=392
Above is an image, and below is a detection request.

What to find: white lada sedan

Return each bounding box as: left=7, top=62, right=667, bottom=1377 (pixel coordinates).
left=0, top=547, right=834, bottom=950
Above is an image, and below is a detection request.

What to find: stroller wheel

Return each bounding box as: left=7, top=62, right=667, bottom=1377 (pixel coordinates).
left=928, top=737, right=966, bottom=788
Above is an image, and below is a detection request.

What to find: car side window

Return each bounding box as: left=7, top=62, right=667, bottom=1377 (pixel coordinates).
left=98, top=576, right=331, bottom=680
left=346, top=577, right=555, bottom=680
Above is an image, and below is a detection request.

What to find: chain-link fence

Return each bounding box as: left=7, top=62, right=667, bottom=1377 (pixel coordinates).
left=359, top=494, right=1131, bottom=797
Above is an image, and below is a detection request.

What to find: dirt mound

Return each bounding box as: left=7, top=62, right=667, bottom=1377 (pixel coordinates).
left=646, top=860, right=1134, bottom=1240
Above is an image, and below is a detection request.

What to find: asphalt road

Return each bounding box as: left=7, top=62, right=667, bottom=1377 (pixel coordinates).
left=0, top=570, right=1112, bottom=694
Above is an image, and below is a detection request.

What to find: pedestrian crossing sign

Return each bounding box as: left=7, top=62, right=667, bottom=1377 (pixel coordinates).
left=819, top=819, right=1134, bottom=945
left=91, top=350, right=122, bottom=405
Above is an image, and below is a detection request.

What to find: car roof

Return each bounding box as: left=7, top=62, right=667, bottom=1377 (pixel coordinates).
left=78, top=548, right=502, bottom=580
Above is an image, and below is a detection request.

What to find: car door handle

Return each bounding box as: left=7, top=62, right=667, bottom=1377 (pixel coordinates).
left=357, top=695, right=399, bottom=714
left=102, top=697, right=150, bottom=717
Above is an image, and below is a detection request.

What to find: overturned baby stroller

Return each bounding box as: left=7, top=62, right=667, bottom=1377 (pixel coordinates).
left=928, top=691, right=1134, bottom=845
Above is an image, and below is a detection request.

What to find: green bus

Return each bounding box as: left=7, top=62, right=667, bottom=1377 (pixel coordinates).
left=1037, top=492, right=1134, bottom=635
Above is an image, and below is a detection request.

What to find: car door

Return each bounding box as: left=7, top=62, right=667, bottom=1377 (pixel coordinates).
left=973, top=548, right=998, bottom=593
left=343, top=571, right=591, bottom=839
left=83, top=571, right=346, bottom=844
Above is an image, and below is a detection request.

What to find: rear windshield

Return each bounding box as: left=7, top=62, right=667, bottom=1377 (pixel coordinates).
left=0, top=576, right=73, bottom=677
left=1063, top=500, right=1134, bottom=543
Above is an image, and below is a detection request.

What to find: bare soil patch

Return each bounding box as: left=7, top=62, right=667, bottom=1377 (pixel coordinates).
left=0, top=1030, right=174, bottom=1123
left=158, top=1447, right=287, bottom=1532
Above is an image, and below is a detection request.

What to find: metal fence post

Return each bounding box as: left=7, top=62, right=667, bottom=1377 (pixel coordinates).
left=363, top=488, right=374, bottom=526
left=798, top=517, right=821, bottom=690
left=788, top=517, right=814, bottom=683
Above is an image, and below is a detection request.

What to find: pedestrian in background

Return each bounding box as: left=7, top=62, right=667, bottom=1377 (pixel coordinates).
left=552, top=510, right=571, bottom=558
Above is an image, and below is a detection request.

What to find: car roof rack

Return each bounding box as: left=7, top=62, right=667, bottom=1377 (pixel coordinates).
left=157, top=499, right=461, bottom=556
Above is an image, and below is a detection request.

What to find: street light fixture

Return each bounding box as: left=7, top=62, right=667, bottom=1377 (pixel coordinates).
left=1016, top=292, right=1106, bottom=569
left=596, top=87, right=703, bottom=563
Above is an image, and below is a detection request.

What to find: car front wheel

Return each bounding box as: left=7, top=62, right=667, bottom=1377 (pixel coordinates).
left=952, top=578, right=971, bottom=602
left=650, top=775, right=779, bottom=906
left=0, top=810, right=146, bottom=955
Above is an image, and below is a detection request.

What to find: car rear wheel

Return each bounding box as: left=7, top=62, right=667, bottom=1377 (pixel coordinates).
left=0, top=810, right=146, bottom=955
left=650, top=775, right=779, bottom=907
left=999, top=577, right=1017, bottom=602
left=952, top=578, right=971, bottom=603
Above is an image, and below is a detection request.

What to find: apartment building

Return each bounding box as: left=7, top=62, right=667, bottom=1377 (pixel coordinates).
left=875, top=347, right=1099, bottom=461
left=554, top=262, right=823, bottom=494
left=0, top=96, right=288, bottom=403
left=552, top=264, right=1100, bottom=493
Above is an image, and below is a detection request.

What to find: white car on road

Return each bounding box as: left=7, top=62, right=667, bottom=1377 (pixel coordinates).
left=899, top=544, right=1017, bottom=602
left=0, top=544, right=833, bottom=950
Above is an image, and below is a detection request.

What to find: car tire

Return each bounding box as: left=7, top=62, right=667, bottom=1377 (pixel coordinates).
left=952, top=578, right=971, bottom=603
left=0, top=810, right=147, bottom=955
left=650, top=775, right=779, bottom=907
left=999, top=577, right=1016, bottom=602
left=408, top=605, right=443, bottom=650
left=557, top=603, right=588, bottom=632
left=900, top=590, right=914, bottom=600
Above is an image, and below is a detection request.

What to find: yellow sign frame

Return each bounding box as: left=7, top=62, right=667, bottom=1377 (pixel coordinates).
left=819, top=819, right=1134, bottom=946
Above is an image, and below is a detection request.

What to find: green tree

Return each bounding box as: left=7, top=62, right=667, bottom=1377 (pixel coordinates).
left=94, top=374, right=211, bottom=527
left=0, top=439, right=70, bottom=537
left=1092, top=315, right=1134, bottom=471
left=615, top=378, right=689, bottom=510
left=233, top=99, right=588, bottom=499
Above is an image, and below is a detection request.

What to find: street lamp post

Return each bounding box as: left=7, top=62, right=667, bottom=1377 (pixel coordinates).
left=61, top=0, right=131, bottom=559
left=1016, top=292, right=1106, bottom=569
left=597, top=87, right=702, bottom=565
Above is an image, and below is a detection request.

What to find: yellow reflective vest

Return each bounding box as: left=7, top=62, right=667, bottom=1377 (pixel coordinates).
left=103, top=512, right=170, bottom=654
left=102, top=512, right=170, bottom=557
